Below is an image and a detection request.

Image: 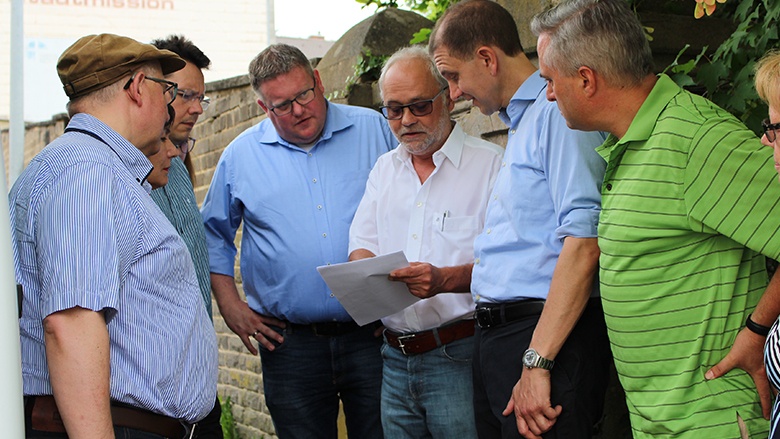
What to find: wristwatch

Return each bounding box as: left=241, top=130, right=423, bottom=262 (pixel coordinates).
left=522, top=348, right=554, bottom=370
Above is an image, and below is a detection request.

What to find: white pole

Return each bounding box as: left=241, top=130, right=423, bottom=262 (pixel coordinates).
left=0, top=133, right=25, bottom=439
left=9, top=0, right=25, bottom=186
left=1, top=0, right=27, bottom=436
left=267, top=0, right=276, bottom=45
left=0, top=137, right=24, bottom=438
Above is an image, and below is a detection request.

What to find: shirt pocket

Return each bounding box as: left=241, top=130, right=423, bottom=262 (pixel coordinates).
left=433, top=215, right=481, bottom=251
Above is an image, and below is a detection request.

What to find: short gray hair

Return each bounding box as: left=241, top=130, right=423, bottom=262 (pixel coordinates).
left=378, top=46, right=448, bottom=100
left=531, top=0, right=653, bottom=87
left=248, top=44, right=314, bottom=98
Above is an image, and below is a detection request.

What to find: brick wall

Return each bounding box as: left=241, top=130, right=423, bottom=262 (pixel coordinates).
left=194, top=75, right=278, bottom=439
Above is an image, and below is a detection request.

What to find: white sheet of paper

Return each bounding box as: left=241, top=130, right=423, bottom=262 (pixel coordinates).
left=316, top=251, right=420, bottom=326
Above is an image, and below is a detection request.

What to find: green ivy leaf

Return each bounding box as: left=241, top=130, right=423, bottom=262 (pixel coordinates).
left=410, top=28, right=432, bottom=45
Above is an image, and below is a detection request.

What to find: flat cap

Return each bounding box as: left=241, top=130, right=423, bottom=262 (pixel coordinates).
left=57, top=33, right=186, bottom=99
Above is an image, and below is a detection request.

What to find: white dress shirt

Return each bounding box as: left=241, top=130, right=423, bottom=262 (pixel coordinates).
left=349, top=123, right=503, bottom=333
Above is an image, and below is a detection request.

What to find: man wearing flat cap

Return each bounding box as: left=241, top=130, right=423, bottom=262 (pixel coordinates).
left=9, top=33, right=217, bottom=438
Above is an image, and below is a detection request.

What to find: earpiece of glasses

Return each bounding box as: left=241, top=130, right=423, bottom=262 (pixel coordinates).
left=123, top=72, right=178, bottom=105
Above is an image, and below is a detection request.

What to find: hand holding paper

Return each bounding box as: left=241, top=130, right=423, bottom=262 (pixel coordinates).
left=316, top=251, right=420, bottom=326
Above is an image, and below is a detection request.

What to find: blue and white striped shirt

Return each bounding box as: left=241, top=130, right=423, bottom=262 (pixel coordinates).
left=10, top=113, right=217, bottom=422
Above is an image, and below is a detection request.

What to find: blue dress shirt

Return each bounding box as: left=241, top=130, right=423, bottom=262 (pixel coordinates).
left=10, top=114, right=217, bottom=422
left=471, top=72, right=607, bottom=303
left=201, top=102, right=396, bottom=323
left=151, top=157, right=213, bottom=320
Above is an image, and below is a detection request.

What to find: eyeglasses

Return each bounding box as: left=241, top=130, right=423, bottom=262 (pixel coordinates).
left=124, top=72, right=178, bottom=105
left=380, top=87, right=449, bottom=120
left=177, top=89, right=211, bottom=111
left=268, top=85, right=316, bottom=116
left=174, top=137, right=197, bottom=155
left=763, top=119, right=780, bottom=143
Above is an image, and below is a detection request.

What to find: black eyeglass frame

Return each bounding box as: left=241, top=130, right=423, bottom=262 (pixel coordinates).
left=174, top=137, right=197, bottom=155
left=268, top=85, right=317, bottom=116
left=123, top=72, right=179, bottom=105
left=763, top=118, right=780, bottom=143
left=379, top=87, right=449, bottom=120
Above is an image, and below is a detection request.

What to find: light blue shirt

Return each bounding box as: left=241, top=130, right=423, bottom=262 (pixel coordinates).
left=471, top=72, right=607, bottom=303
left=202, top=102, right=396, bottom=323
left=10, top=114, right=217, bottom=422
left=151, top=157, right=213, bottom=320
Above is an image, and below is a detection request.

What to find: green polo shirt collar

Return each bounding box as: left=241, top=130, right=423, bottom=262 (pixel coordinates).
left=596, top=74, right=681, bottom=164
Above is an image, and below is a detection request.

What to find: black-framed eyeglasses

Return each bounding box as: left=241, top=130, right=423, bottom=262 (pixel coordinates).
left=174, top=137, right=197, bottom=155
left=123, top=72, right=178, bottom=105
left=380, top=87, right=449, bottom=120
left=269, top=85, right=316, bottom=116
left=763, top=119, right=780, bottom=143
left=177, top=89, right=211, bottom=111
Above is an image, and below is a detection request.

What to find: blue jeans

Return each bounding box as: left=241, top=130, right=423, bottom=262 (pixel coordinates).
left=380, top=335, right=478, bottom=439
left=259, top=323, right=383, bottom=439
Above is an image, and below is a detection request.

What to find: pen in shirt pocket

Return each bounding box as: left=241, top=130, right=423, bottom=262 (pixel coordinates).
left=441, top=210, right=450, bottom=231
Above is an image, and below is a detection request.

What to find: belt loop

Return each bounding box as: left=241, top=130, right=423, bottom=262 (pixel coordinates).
left=432, top=327, right=442, bottom=348
left=499, top=303, right=506, bottom=325
left=181, top=420, right=197, bottom=439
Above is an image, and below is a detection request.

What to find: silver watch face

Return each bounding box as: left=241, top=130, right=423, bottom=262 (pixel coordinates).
left=523, top=349, right=537, bottom=368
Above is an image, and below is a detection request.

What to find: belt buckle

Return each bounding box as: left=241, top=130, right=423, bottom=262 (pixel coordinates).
left=475, top=308, right=492, bottom=329
left=396, top=333, right=416, bottom=355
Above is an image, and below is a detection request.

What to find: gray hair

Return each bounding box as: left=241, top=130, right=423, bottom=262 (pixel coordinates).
left=378, top=46, right=448, bottom=100
left=531, top=0, right=653, bottom=87
left=248, top=44, right=314, bottom=98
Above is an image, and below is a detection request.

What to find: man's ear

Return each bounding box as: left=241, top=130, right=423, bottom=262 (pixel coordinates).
left=125, top=72, right=145, bottom=106
left=578, top=66, right=597, bottom=98
left=475, top=46, right=499, bottom=76
left=257, top=99, right=268, bottom=112
left=314, top=69, right=325, bottom=94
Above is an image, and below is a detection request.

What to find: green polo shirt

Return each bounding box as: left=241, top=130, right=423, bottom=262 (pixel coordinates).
left=597, top=74, right=780, bottom=438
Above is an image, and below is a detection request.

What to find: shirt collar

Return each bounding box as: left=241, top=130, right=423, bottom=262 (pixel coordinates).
left=499, top=70, right=546, bottom=127
left=257, top=101, right=353, bottom=150
left=68, top=113, right=154, bottom=191
left=596, top=74, right=674, bottom=158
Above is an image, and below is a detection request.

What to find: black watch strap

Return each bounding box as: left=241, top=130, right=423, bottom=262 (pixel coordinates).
left=746, top=314, right=771, bottom=337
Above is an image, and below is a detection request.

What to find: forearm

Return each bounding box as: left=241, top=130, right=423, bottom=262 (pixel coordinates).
left=749, top=268, right=780, bottom=327
left=438, top=263, right=473, bottom=293
left=530, top=237, right=599, bottom=360
left=44, top=307, right=114, bottom=439
left=211, top=272, right=242, bottom=310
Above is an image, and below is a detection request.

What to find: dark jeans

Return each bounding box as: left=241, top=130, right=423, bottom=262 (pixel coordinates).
left=198, top=395, right=223, bottom=439
left=259, top=323, right=383, bottom=439
left=473, top=299, right=611, bottom=439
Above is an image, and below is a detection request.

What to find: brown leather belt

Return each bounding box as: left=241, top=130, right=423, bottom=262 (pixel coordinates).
left=384, top=319, right=475, bottom=355
left=24, top=395, right=195, bottom=438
